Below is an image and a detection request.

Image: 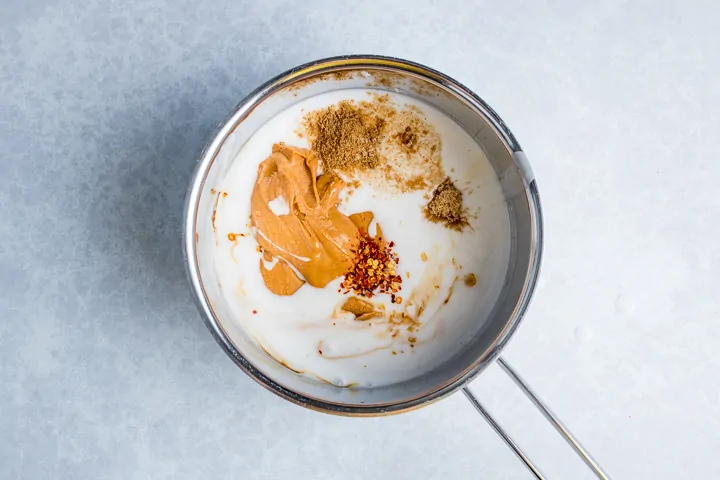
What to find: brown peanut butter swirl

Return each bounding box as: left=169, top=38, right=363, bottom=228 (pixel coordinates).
left=251, top=144, right=361, bottom=295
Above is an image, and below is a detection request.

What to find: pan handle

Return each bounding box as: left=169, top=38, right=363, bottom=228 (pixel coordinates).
left=462, top=357, right=612, bottom=480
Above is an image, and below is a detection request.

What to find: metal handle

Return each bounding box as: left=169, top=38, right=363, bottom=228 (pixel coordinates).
left=462, top=357, right=612, bottom=480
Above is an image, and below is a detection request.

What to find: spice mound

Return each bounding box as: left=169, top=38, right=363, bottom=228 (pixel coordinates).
left=340, top=226, right=403, bottom=303
left=302, top=95, right=445, bottom=193
left=304, top=100, right=385, bottom=174
left=250, top=143, right=361, bottom=295
left=424, top=177, right=469, bottom=231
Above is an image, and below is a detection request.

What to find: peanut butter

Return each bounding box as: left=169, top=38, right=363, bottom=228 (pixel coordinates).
left=341, top=297, right=381, bottom=321
left=251, top=144, right=361, bottom=295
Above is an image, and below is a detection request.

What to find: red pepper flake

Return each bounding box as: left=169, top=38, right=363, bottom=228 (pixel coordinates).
left=252, top=310, right=257, bottom=314
left=340, top=229, right=402, bottom=300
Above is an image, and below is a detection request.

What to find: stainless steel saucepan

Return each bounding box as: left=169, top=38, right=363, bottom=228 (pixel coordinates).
left=183, top=55, right=610, bottom=480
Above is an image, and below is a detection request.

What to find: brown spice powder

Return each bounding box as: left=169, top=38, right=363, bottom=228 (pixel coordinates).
left=285, top=71, right=356, bottom=92
left=304, top=101, right=385, bottom=174
left=425, top=177, right=469, bottom=231
left=404, top=175, right=429, bottom=190
left=302, top=95, right=445, bottom=193
left=394, top=126, right=419, bottom=153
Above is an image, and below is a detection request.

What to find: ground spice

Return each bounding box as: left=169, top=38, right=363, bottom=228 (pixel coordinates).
left=386, top=106, right=444, bottom=192
left=285, top=71, right=357, bottom=92
left=424, top=177, right=469, bottom=231
left=402, top=175, right=429, bottom=190
left=340, top=229, right=402, bottom=301
left=394, top=125, right=419, bottom=153
left=304, top=101, right=385, bottom=174
left=302, top=95, right=445, bottom=193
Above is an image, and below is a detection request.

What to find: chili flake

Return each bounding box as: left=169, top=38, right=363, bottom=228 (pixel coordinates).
left=340, top=229, right=402, bottom=300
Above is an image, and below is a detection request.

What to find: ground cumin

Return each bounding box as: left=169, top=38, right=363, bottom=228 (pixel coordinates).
left=304, top=101, right=385, bottom=173
left=425, top=177, right=469, bottom=231
left=302, top=95, right=445, bottom=193
left=395, top=125, right=419, bottom=153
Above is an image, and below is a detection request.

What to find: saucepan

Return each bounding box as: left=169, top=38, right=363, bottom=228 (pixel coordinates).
left=183, top=55, right=608, bottom=480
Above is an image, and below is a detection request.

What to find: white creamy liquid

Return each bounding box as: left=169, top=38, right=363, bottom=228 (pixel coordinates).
left=212, top=89, right=511, bottom=387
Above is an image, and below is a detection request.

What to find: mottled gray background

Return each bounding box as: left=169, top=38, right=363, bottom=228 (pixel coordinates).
left=2, top=1, right=719, bottom=479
